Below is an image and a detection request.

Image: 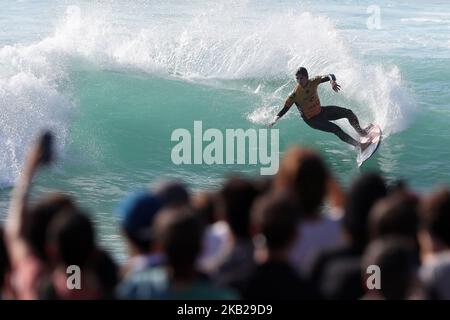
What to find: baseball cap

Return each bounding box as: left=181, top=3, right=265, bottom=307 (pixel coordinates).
left=115, top=189, right=164, bottom=242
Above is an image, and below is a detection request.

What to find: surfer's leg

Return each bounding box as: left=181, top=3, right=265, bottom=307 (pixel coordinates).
left=321, top=106, right=367, bottom=136
left=304, top=116, right=360, bottom=147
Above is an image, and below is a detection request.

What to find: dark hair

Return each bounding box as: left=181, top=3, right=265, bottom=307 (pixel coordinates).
left=344, top=173, right=387, bottom=249
left=252, top=192, right=300, bottom=252
left=192, top=191, right=219, bottom=225
left=220, top=177, right=260, bottom=239
left=421, top=188, right=450, bottom=247
left=154, top=180, right=190, bottom=208
left=275, top=147, right=329, bottom=216
left=47, top=209, right=96, bottom=268
left=155, top=206, right=204, bottom=280
left=362, top=237, right=419, bottom=299
left=22, top=193, right=76, bottom=260
left=124, top=229, right=152, bottom=254
left=91, top=248, right=119, bottom=299
left=296, top=67, right=308, bottom=78
left=369, top=193, right=419, bottom=244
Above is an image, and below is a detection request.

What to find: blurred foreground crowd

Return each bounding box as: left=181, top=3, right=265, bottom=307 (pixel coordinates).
left=0, top=133, right=449, bottom=300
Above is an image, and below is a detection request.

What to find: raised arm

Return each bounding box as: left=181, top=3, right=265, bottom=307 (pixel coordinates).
left=320, top=74, right=341, bottom=92
left=320, top=74, right=336, bottom=83
left=6, top=132, right=53, bottom=259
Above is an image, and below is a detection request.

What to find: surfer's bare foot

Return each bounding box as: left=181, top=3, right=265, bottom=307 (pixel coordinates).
left=360, top=141, right=371, bottom=152
left=361, top=124, right=374, bottom=136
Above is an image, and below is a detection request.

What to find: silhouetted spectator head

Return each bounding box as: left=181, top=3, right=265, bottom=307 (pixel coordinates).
left=219, top=176, right=259, bottom=240
left=0, top=227, right=10, bottom=293
left=420, top=188, right=450, bottom=251
left=252, top=177, right=273, bottom=195
left=344, top=173, right=387, bottom=249
left=369, top=193, right=419, bottom=243
left=192, top=191, right=220, bottom=225
left=21, top=193, right=76, bottom=261
left=115, top=190, right=164, bottom=253
left=362, top=237, right=419, bottom=300
left=252, top=192, right=300, bottom=253
left=155, top=206, right=204, bottom=281
left=47, top=209, right=96, bottom=268
left=387, top=179, right=408, bottom=194
left=91, top=248, right=119, bottom=299
left=153, top=180, right=190, bottom=208
left=274, top=147, right=329, bottom=217
left=321, top=258, right=363, bottom=300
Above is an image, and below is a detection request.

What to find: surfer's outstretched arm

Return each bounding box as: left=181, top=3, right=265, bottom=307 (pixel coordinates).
left=320, top=74, right=341, bottom=92
left=269, top=104, right=292, bottom=128
left=268, top=94, right=295, bottom=127
left=320, top=74, right=336, bottom=83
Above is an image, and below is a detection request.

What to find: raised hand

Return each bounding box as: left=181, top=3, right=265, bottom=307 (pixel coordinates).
left=267, top=115, right=279, bottom=128
left=331, top=81, right=341, bottom=92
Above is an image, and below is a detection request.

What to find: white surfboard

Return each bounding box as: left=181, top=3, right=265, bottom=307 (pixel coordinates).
left=357, top=123, right=382, bottom=167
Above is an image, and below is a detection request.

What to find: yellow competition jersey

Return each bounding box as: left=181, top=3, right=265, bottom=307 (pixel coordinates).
left=285, top=76, right=323, bottom=119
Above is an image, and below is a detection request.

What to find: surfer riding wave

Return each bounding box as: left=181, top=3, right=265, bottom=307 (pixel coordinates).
left=269, top=67, right=372, bottom=151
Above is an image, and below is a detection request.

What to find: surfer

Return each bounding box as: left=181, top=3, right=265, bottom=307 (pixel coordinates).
left=269, top=67, right=371, bottom=151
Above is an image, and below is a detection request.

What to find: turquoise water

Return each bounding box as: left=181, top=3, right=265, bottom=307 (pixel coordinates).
left=1, top=0, right=449, bottom=260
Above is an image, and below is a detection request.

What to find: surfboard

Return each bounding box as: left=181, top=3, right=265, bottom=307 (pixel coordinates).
left=357, top=123, right=382, bottom=167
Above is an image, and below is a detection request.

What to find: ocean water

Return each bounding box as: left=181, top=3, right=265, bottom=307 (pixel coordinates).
left=1, top=0, right=449, bottom=261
